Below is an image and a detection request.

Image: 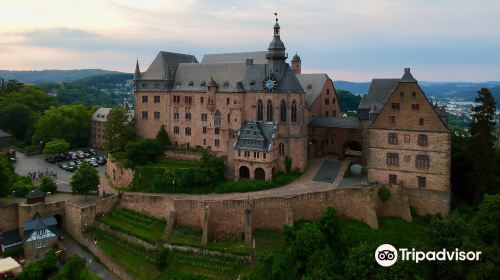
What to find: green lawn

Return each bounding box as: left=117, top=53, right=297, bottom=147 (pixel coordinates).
left=164, top=226, right=251, bottom=256
left=85, top=227, right=251, bottom=280
left=97, top=207, right=166, bottom=243
left=253, top=229, right=286, bottom=253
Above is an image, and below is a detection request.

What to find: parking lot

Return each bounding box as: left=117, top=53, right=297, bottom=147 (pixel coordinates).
left=14, top=149, right=108, bottom=193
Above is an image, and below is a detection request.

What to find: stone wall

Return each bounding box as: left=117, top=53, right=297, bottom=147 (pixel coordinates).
left=405, top=188, right=450, bottom=217
left=106, top=156, right=134, bottom=188
left=0, top=203, right=18, bottom=232
left=18, top=201, right=66, bottom=231
left=119, top=185, right=413, bottom=239
left=165, top=150, right=203, bottom=161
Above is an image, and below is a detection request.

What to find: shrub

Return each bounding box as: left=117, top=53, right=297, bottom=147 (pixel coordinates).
left=155, top=248, right=169, bottom=271
left=285, top=156, right=292, bottom=174
left=125, top=139, right=163, bottom=166
left=43, top=139, right=69, bottom=155
left=378, top=185, right=391, bottom=202
left=40, top=176, right=57, bottom=193
left=155, top=125, right=171, bottom=149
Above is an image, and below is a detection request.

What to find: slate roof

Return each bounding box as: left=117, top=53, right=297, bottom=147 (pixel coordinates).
left=171, top=62, right=303, bottom=93
left=296, top=73, right=329, bottom=107
left=0, top=229, right=22, bottom=248
left=201, top=51, right=267, bottom=65
left=141, top=51, right=198, bottom=80
left=23, top=216, right=57, bottom=231
left=0, top=129, right=11, bottom=138
left=309, top=117, right=361, bottom=129
left=25, top=189, right=46, bottom=199
left=235, top=120, right=276, bottom=152
left=92, top=107, right=112, bottom=122
left=358, top=79, right=399, bottom=110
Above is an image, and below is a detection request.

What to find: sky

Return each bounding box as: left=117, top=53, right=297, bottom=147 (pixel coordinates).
left=1, top=0, right=499, bottom=82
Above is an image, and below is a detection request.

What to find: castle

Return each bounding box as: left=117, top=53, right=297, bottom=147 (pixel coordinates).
left=133, top=17, right=451, bottom=212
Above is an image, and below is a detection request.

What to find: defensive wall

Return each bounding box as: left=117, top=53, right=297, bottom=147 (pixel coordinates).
left=120, top=185, right=414, bottom=240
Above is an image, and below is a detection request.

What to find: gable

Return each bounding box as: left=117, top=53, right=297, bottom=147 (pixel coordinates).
left=369, top=82, right=449, bottom=132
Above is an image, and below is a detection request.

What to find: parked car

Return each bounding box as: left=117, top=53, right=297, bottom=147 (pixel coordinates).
left=55, top=154, right=65, bottom=162
left=44, top=156, right=56, bottom=164
left=76, top=153, right=85, bottom=160
left=89, top=161, right=99, bottom=167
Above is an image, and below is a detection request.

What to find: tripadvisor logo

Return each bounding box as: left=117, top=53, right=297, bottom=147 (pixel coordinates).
left=375, top=244, right=482, bottom=267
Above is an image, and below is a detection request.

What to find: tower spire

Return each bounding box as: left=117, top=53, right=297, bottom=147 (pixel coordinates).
left=134, top=58, right=141, bottom=80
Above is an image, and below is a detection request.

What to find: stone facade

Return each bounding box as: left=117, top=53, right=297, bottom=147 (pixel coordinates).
left=24, top=236, right=59, bottom=260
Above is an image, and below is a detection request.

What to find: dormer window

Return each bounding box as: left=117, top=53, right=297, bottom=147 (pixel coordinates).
left=223, top=81, right=229, bottom=88
left=175, top=81, right=181, bottom=87
left=201, top=81, right=206, bottom=87
left=250, top=80, right=255, bottom=86
left=188, top=81, right=194, bottom=87
left=307, top=84, right=312, bottom=89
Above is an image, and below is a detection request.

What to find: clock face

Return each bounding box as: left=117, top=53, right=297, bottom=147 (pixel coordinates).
left=263, top=76, right=278, bottom=91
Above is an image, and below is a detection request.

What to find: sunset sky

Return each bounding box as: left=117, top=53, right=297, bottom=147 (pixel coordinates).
left=1, top=0, right=499, bottom=81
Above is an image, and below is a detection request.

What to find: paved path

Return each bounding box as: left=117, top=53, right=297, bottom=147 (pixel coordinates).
left=62, top=233, right=117, bottom=280
left=313, top=160, right=341, bottom=183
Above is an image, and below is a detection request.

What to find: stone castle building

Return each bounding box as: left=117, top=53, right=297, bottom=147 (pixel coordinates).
left=133, top=16, right=451, bottom=212
left=133, top=17, right=339, bottom=180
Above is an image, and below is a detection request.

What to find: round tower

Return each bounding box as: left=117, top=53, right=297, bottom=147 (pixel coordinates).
left=266, top=13, right=288, bottom=80
left=291, top=53, right=301, bottom=74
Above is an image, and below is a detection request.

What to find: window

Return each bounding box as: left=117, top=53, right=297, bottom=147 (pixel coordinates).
left=173, top=126, right=180, bottom=134
left=173, top=111, right=179, bottom=120
left=200, top=97, right=204, bottom=104
left=418, top=176, right=426, bottom=189
left=215, top=127, right=220, bottom=135
left=141, top=111, right=148, bottom=119
left=142, top=96, right=148, bottom=103
left=333, top=110, right=337, bottom=117
left=388, top=116, right=396, bottom=124
left=412, top=91, right=416, bottom=97
left=418, top=134, right=428, bottom=146
left=202, top=127, right=207, bottom=134
left=257, top=99, right=264, bottom=121
left=325, top=98, right=329, bottom=105
left=416, top=155, right=430, bottom=168
left=227, top=113, right=230, bottom=123
left=154, top=111, right=160, bottom=119
left=173, top=96, right=180, bottom=103
left=389, top=174, right=397, bottom=185
left=154, top=83, right=160, bottom=89
left=185, top=127, right=191, bottom=135
left=214, top=111, right=221, bottom=127
left=142, top=83, right=147, bottom=88
left=412, top=104, right=419, bottom=110
left=184, top=96, right=192, bottom=104
left=419, top=118, right=424, bottom=125
left=325, top=111, right=329, bottom=117
left=279, top=143, right=285, bottom=156
left=388, top=133, right=398, bottom=144
left=400, top=91, right=404, bottom=97
left=280, top=100, right=286, bottom=122
left=201, top=114, right=208, bottom=121
left=154, top=96, right=160, bottom=103
left=253, top=152, right=256, bottom=158
left=185, top=111, right=191, bottom=120
left=267, top=100, right=273, bottom=122
left=291, top=100, right=297, bottom=122
left=387, top=153, right=399, bottom=166
left=203, top=139, right=207, bottom=145
left=326, top=89, right=330, bottom=95
left=188, top=81, right=193, bottom=87
left=332, top=98, right=336, bottom=104
left=226, top=98, right=230, bottom=105
left=215, top=139, right=220, bottom=147
left=391, top=103, right=400, bottom=110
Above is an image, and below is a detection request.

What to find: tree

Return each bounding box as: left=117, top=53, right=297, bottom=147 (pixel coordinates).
left=337, top=89, right=362, bottom=113
left=0, top=154, right=16, bottom=197
left=13, top=176, right=34, bottom=197
left=40, top=176, right=58, bottom=193
left=44, top=139, right=70, bottom=155
left=466, top=88, right=497, bottom=204
left=0, top=102, right=36, bottom=141
left=70, top=162, right=99, bottom=199
left=155, top=125, right=171, bottom=149
left=124, top=139, right=162, bottom=166
left=32, top=104, right=91, bottom=145
left=104, top=107, right=135, bottom=152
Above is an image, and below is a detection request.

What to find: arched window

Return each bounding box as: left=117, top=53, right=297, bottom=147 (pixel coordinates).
left=214, top=111, right=221, bottom=127
left=280, top=100, right=286, bottom=122
left=257, top=99, right=263, bottom=121
left=291, top=100, right=297, bottom=122
left=267, top=100, right=273, bottom=122
left=279, top=142, right=285, bottom=156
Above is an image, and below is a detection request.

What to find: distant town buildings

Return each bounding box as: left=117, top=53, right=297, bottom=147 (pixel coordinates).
left=90, top=101, right=133, bottom=149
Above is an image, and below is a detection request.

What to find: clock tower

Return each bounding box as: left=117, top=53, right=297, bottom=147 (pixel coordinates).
left=266, top=13, right=287, bottom=81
